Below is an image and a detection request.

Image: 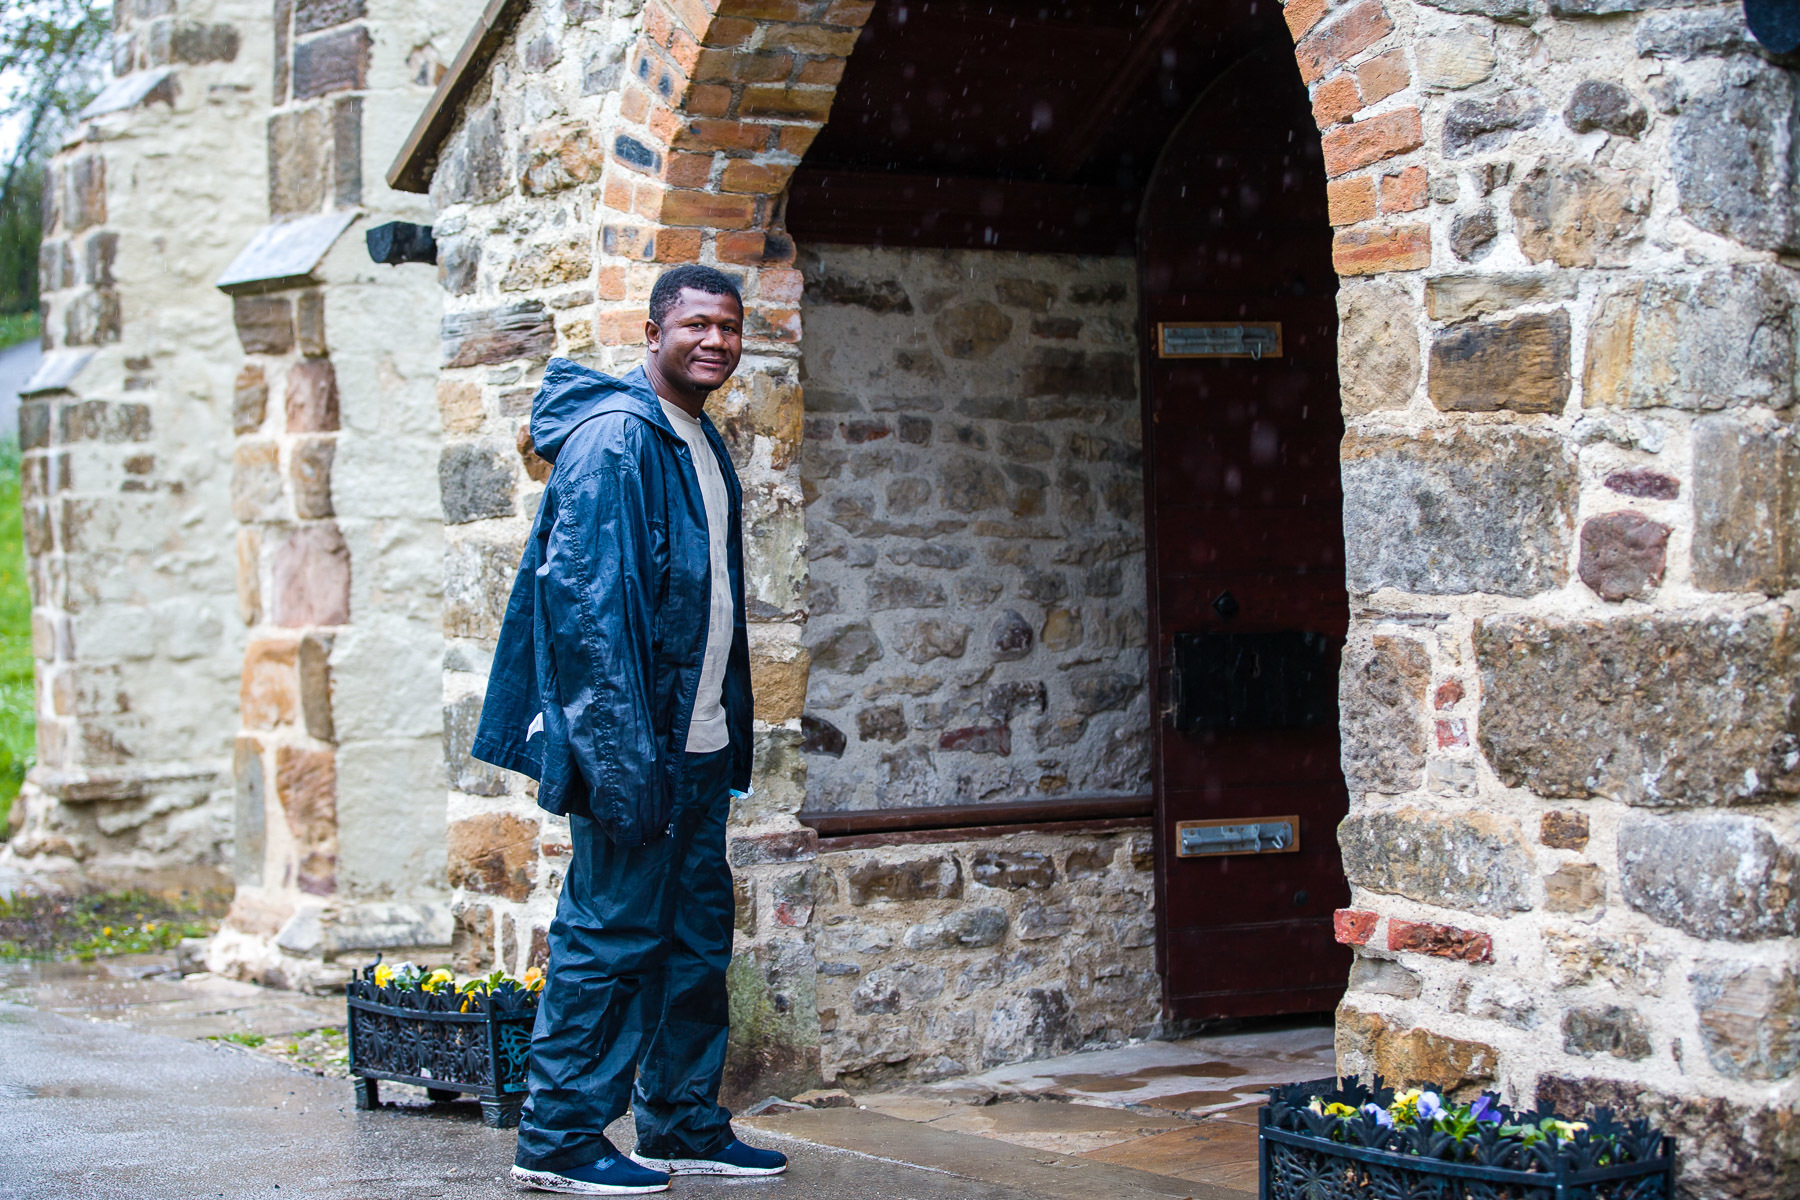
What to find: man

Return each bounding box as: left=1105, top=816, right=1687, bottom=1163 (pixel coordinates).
left=472, top=264, right=788, bottom=1195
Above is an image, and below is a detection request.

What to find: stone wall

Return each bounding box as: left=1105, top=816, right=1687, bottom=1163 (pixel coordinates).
left=796, top=245, right=1150, bottom=813
left=1301, top=0, right=1800, bottom=1187
left=4, top=0, right=269, bottom=892
left=206, top=0, right=481, bottom=989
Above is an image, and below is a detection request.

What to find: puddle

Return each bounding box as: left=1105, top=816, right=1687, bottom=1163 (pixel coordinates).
left=1052, top=1061, right=1250, bottom=1093
left=1142, top=1090, right=1246, bottom=1111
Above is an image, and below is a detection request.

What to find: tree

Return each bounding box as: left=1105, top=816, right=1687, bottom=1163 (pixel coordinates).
left=0, top=0, right=111, bottom=314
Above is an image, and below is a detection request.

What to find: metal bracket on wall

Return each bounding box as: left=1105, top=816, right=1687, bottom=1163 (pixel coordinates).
left=1175, top=815, right=1299, bottom=858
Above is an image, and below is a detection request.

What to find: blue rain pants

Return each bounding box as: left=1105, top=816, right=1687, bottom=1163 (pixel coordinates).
left=513, top=746, right=735, bottom=1173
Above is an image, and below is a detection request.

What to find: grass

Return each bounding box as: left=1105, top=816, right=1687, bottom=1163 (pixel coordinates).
left=0, top=890, right=224, bottom=961
left=0, top=433, right=30, bottom=836
left=0, top=313, right=37, bottom=353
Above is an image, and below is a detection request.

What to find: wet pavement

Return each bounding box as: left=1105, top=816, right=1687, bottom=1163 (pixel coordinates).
left=0, top=953, right=1332, bottom=1198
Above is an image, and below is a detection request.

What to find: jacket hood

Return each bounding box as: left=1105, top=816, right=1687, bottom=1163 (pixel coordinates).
left=529, top=358, right=673, bottom=464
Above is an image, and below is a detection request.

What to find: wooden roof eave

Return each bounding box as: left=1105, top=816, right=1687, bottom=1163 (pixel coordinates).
left=386, top=0, right=529, bottom=194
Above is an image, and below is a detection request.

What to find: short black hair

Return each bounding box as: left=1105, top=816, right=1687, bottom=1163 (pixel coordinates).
left=648, top=265, right=743, bottom=327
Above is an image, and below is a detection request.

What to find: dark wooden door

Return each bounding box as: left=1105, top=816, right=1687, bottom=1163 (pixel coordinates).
left=1139, top=43, right=1352, bottom=1021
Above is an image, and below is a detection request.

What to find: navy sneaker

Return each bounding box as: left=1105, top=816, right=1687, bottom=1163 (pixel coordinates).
left=511, top=1155, right=670, bottom=1194
left=630, top=1137, right=788, bottom=1177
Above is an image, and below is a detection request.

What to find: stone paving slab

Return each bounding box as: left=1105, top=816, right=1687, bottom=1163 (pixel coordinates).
left=742, top=1107, right=1240, bottom=1200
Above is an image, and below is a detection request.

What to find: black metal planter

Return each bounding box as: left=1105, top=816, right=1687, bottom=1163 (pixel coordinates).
left=1259, top=1079, right=1676, bottom=1200
left=345, top=967, right=537, bottom=1128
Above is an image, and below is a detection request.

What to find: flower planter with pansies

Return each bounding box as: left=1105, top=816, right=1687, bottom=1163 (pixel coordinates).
left=1259, top=1077, right=1675, bottom=1200
left=346, top=961, right=543, bottom=1128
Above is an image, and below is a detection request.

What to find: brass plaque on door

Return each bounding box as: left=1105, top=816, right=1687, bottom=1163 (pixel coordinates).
left=1175, top=815, right=1300, bottom=858
left=1157, top=321, right=1283, bottom=360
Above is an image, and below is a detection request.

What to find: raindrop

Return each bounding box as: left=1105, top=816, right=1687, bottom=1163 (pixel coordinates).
left=1031, top=101, right=1054, bottom=132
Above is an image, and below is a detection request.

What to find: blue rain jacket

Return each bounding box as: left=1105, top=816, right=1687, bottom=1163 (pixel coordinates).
left=470, top=359, right=753, bottom=845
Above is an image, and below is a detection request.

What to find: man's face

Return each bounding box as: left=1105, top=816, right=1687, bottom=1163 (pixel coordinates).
left=646, top=288, right=743, bottom=395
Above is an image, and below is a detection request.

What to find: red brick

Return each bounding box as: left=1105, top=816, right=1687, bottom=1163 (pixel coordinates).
left=631, top=180, right=665, bottom=221
left=603, top=173, right=635, bottom=212
left=620, top=86, right=650, bottom=123
left=597, top=307, right=651, bottom=345
left=798, top=56, right=847, bottom=85
left=759, top=266, right=803, bottom=304
left=1434, top=679, right=1464, bottom=709
left=241, top=638, right=298, bottom=731
left=286, top=359, right=340, bottom=432
left=666, top=151, right=714, bottom=188
left=738, top=84, right=835, bottom=119
left=1379, top=165, right=1428, bottom=214
left=648, top=105, right=684, bottom=142
left=1312, top=74, right=1361, bottom=128
left=749, top=305, right=801, bottom=343
left=1321, top=107, right=1422, bottom=176
left=652, top=228, right=703, bottom=262
left=715, top=231, right=768, bottom=263
left=758, top=23, right=862, bottom=55
left=1327, top=176, right=1376, bottom=225
left=667, top=0, right=710, bottom=36
left=659, top=189, right=757, bottom=228
left=705, top=16, right=756, bottom=46
left=1436, top=718, right=1468, bottom=748
left=822, top=0, right=875, bottom=25
left=729, top=51, right=795, bottom=82
left=719, top=0, right=811, bottom=17
left=644, top=5, right=675, bottom=48
left=693, top=47, right=738, bottom=81
left=668, top=30, right=702, bottom=76
left=671, top=118, right=769, bottom=152
left=1284, top=0, right=1328, bottom=40
left=1388, top=918, right=1492, bottom=963
left=1295, top=0, right=1393, bottom=85
left=720, top=159, right=794, bottom=194
left=778, top=124, right=820, bottom=156
left=1333, top=223, right=1431, bottom=275
left=1357, top=48, right=1409, bottom=104
left=596, top=265, right=628, bottom=301
left=1334, top=909, right=1379, bottom=945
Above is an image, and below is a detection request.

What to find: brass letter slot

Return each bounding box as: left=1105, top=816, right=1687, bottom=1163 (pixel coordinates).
left=1157, top=321, right=1283, bottom=360
left=1175, top=815, right=1299, bottom=858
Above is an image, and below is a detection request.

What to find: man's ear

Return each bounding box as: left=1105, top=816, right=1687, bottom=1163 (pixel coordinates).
left=644, top=319, right=661, bottom=352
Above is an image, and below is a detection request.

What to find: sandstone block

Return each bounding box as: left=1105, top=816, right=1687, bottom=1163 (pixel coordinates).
left=1692, top=416, right=1797, bottom=595
left=231, top=442, right=284, bottom=523
left=1672, top=63, right=1796, bottom=253
left=847, top=855, right=963, bottom=904
left=241, top=638, right=299, bottom=730
left=973, top=851, right=1055, bottom=890
left=1337, top=1006, right=1497, bottom=1093
left=1348, top=956, right=1422, bottom=998
left=499, top=236, right=593, bottom=292
left=1341, top=807, right=1531, bottom=914
left=1540, top=810, right=1588, bottom=849
left=902, top=906, right=1008, bottom=950
left=988, top=610, right=1033, bottom=661
left=749, top=624, right=808, bottom=722
left=1475, top=612, right=1800, bottom=806
left=938, top=725, right=1011, bottom=755
left=982, top=986, right=1078, bottom=1065
left=1448, top=208, right=1498, bottom=261
left=1417, top=25, right=1495, bottom=90
left=857, top=705, right=907, bottom=743
left=1604, top=469, right=1679, bottom=500
left=275, top=745, right=336, bottom=896
left=285, top=359, right=340, bottom=432
left=1339, top=634, right=1429, bottom=795
left=290, top=437, right=335, bottom=519
left=1428, top=310, right=1570, bottom=413
left=446, top=811, right=539, bottom=902
left=1577, top=511, right=1668, bottom=601
left=1336, top=279, right=1420, bottom=415
left=1619, top=813, right=1800, bottom=941
left=1511, top=163, right=1647, bottom=268
left=234, top=295, right=293, bottom=354
left=268, top=107, right=327, bottom=216
left=292, top=25, right=369, bottom=98
left=728, top=829, right=818, bottom=866
left=1564, top=80, right=1647, bottom=137
left=439, top=442, right=516, bottom=524
left=443, top=534, right=520, bottom=640
left=271, top=524, right=351, bottom=627
left=1544, top=862, right=1606, bottom=912
left=733, top=876, right=756, bottom=935
left=1343, top=428, right=1574, bottom=596
left=1583, top=266, right=1797, bottom=412
left=1691, top=960, right=1800, bottom=1082
left=810, top=623, right=882, bottom=674
left=853, top=962, right=946, bottom=1014
left=893, top=619, right=969, bottom=664
left=441, top=302, right=555, bottom=369
left=1562, top=1004, right=1653, bottom=1060
left=1543, top=927, right=1669, bottom=993
left=233, top=366, right=268, bottom=434
left=444, top=693, right=508, bottom=796
left=234, top=736, right=266, bottom=887
left=800, top=715, right=846, bottom=757
left=866, top=573, right=945, bottom=610
left=1070, top=670, right=1137, bottom=715
left=298, top=633, right=333, bottom=742
left=1443, top=92, right=1543, bottom=156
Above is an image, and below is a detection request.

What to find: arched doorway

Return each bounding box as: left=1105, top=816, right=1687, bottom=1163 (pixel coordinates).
left=786, top=0, right=1353, bottom=1026
left=1139, top=42, right=1352, bottom=1021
